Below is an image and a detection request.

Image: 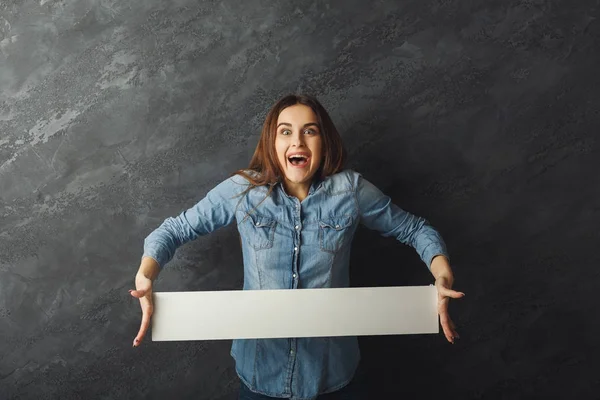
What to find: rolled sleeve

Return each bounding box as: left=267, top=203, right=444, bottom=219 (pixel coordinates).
left=354, top=173, right=449, bottom=270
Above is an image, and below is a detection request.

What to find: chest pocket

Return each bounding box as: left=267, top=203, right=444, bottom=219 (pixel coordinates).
left=243, top=213, right=277, bottom=250
left=319, top=215, right=353, bottom=254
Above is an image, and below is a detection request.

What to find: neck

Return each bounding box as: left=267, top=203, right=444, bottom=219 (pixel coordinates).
left=283, top=179, right=311, bottom=202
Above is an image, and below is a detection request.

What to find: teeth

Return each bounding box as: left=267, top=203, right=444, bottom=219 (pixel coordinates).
left=289, top=155, right=307, bottom=160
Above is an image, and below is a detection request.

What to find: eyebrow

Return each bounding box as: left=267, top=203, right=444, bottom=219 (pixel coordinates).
left=277, top=122, right=320, bottom=129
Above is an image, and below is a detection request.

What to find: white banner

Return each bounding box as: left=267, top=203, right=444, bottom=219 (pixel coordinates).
left=151, top=286, right=439, bottom=341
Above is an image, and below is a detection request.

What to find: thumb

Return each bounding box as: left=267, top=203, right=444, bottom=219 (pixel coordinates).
left=129, top=288, right=149, bottom=298
left=437, top=286, right=465, bottom=299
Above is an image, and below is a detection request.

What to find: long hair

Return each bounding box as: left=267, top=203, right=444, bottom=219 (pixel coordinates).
left=233, top=94, right=347, bottom=191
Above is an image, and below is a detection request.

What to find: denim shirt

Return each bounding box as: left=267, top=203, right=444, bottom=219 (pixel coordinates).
left=143, top=169, right=449, bottom=400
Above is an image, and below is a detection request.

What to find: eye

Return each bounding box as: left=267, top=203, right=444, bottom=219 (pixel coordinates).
left=304, top=129, right=317, bottom=135
left=280, top=129, right=291, bottom=135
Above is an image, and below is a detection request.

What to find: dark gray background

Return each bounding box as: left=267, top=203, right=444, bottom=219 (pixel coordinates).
left=1, top=0, right=598, bottom=399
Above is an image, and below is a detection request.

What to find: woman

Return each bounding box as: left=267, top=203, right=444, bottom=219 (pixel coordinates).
left=130, top=94, right=465, bottom=400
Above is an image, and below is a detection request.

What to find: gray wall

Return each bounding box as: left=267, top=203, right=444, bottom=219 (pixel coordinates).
left=1, top=0, right=598, bottom=398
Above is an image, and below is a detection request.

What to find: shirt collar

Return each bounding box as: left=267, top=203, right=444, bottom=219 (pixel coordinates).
left=276, top=175, right=324, bottom=198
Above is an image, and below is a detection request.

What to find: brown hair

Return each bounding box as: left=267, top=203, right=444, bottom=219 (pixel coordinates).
left=232, top=94, right=347, bottom=191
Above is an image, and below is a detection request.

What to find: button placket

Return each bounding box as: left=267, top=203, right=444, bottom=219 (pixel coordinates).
left=292, top=199, right=301, bottom=285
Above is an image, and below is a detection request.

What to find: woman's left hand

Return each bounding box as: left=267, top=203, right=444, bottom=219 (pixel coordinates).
left=435, top=277, right=465, bottom=344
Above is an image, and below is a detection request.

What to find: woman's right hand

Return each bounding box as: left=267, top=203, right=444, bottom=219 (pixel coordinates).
left=130, top=273, right=154, bottom=347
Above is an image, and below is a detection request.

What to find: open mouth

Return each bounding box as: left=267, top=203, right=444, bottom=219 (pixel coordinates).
left=288, top=154, right=310, bottom=168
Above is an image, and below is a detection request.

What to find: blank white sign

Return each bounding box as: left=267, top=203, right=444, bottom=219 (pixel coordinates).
left=151, top=286, right=439, bottom=341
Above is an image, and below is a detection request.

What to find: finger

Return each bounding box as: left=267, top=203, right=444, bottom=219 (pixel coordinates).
left=438, top=302, right=460, bottom=343
left=438, top=303, right=451, bottom=333
left=440, top=312, right=453, bottom=343
left=446, top=314, right=459, bottom=336
left=437, top=286, right=465, bottom=299
left=129, top=289, right=147, bottom=298
left=133, top=302, right=153, bottom=347
left=442, top=322, right=458, bottom=343
left=440, top=313, right=459, bottom=343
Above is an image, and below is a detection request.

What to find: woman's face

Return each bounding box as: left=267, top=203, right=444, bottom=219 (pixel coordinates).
left=275, top=104, right=323, bottom=189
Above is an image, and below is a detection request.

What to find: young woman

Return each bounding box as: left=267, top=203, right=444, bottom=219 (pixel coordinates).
left=130, top=94, right=465, bottom=400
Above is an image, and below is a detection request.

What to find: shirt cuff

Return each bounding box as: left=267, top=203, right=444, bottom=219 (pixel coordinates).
left=142, top=246, right=168, bottom=269
left=421, top=243, right=450, bottom=270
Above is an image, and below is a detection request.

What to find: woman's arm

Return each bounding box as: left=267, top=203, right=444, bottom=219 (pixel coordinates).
left=355, top=172, right=465, bottom=343
left=131, top=173, right=250, bottom=346
left=354, top=173, right=449, bottom=270
left=142, top=174, right=250, bottom=269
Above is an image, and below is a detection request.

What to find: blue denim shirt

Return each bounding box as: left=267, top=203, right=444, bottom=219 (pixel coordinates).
left=143, top=169, right=449, bottom=400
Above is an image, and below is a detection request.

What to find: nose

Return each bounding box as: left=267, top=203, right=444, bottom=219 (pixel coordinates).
left=291, top=130, right=305, bottom=147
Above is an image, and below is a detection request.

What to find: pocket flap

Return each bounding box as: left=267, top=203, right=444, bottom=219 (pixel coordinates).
left=319, top=215, right=353, bottom=231
left=247, top=213, right=276, bottom=228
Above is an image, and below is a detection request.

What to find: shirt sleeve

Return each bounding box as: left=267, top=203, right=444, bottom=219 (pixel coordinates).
left=354, top=173, right=450, bottom=270
left=142, top=174, right=250, bottom=269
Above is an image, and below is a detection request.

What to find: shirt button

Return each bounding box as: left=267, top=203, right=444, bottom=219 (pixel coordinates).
left=290, top=350, right=294, bottom=355
left=295, top=225, right=299, bottom=230
left=294, top=247, right=298, bottom=251
left=293, top=273, right=297, bottom=278
left=335, top=224, right=340, bottom=229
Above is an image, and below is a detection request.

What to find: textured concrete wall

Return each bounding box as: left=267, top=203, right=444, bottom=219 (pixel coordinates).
left=1, top=0, right=598, bottom=399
